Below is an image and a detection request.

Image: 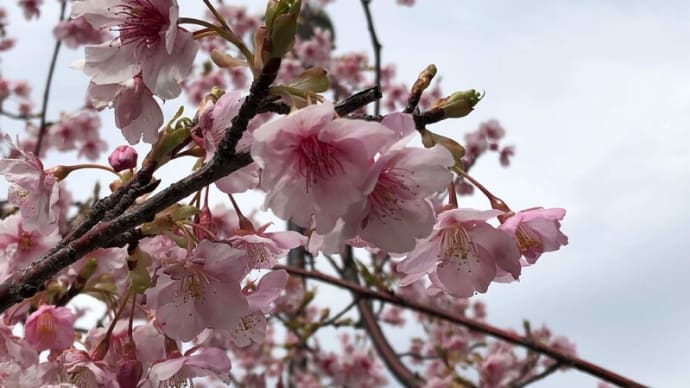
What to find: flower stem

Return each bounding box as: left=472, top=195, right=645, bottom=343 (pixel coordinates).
left=178, top=17, right=254, bottom=69
left=455, top=169, right=510, bottom=212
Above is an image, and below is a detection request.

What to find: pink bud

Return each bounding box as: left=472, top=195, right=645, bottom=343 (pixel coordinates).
left=108, top=145, right=138, bottom=172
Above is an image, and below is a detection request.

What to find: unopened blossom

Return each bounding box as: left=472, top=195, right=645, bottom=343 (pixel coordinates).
left=397, top=209, right=521, bottom=298
left=149, top=347, right=232, bottom=387
left=87, top=77, right=163, bottom=144
left=24, top=305, right=76, bottom=352
left=251, top=102, right=395, bottom=234
left=146, top=240, right=249, bottom=342
left=499, top=145, right=514, bottom=167
left=53, top=16, right=112, bottom=49
left=108, top=145, right=138, bottom=172
left=0, top=136, right=59, bottom=232
left=500, top=207, right=568, bottom=264
left=72, top=0, right=198, bottom=100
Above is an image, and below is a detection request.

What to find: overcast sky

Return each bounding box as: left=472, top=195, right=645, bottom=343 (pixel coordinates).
left=2, top=1, right=690, bottom=387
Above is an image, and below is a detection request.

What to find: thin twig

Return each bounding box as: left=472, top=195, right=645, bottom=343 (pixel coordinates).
left=34, top=0, right=67, bottom=156
left=276, top=265, right=648, bottom=388
left=0, top=108, right=39, bottom=120
left=360, top=0, right=382, bottom=116
left=511, top=362, right=562, bottom=388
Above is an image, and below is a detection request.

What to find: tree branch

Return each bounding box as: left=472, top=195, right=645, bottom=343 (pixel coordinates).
left=340, top=247, right=424, bottom=387
left=34, top=0, right=67, bottom=156
left=276, top=265, right=648, bottom=388
left=0, top=58, right=282, bottom=312
left=360, top=0, right=382, bottom=116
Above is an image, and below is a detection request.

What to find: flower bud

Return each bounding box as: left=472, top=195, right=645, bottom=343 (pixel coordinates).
left=264, top=0, right=301, bottom=58
left=411, top=64, right=437, bottom=96
left=434, top=89, right=483, bottom=118
left=108, top=145, right=138, bottom=172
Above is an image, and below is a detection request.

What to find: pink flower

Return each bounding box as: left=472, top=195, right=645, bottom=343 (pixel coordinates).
left=196, top=91, right=244, bottom=161
left=350, top=144, right=453, bottom=253
left=108, top=145, right=138, bottom=172
left=229, top=270, right=288, bottom=347
left=73, top=0, right=198, bottom=100
left=53, top=16, right=111, bottom=49
left=18, top=0, right=42, bottom=20
left=48, top=110, right=103, bottom=155
left=251, top=102, right=395, bottom=234
left=0, top=214, right=60, bottom=279
left=229, top=224, right=306, bottom=270
left=500, top=207, right=568, bottom=264
left=24, top=305, right=76, bottom=352
left=62, top=349, right=119, bottom=388
left=87, top=77, right=163, bottom=144
left=146, top=240, right=249, bottom=342
left=0, top=323, right=38, bottom=367
left=149, top=347, right=231, bottom=387
left=397, top=209, right=521, bottom=298
left=0, top=136, right=59, bottom=232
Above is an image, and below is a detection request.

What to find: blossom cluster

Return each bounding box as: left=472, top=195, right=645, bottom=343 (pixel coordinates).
left=0, top=0, right=582, bottom=387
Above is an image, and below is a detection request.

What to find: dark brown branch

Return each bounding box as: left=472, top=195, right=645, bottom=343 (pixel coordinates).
left=0, top=108, right=39, bottom=120
left=360, top=0, right=382, bottom=116
left=511, top=362, right=562, bottom=388
left=340, top=247, right=424, bottom=387
left=276, top=265, right=648, bottom=388
left=34, top=0, right=67, bottom=156
left=334, top=86, right=382, bottom=116
left=0, top=58, right=282, bottom=312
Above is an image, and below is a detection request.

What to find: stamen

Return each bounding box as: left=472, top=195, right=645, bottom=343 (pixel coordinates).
left=295, top=135, right=343, bottom=191
left=367, top=167, right=418, bottom=224
left=438, top=226, right=480, bottom=272
left=109, top=1, right=167, bottom=49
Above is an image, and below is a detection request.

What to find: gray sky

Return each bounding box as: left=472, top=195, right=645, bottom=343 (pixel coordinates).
left=2, top=1, right=690, bottom=386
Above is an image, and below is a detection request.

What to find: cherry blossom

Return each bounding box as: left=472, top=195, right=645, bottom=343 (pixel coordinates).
left=145, top=240, right=249, bottom=341
left=398, top=209, right=521, bottom=297
left=251, top=102, right=395, bottom=233
left=87, top=77, right=163, bottom=144
left=0, top=213, right=60, bottom=280
left=72, top=0, right=198, bottom=100
left=61, top=349, right=119, bottom=388
left=0, top=137, right=59, bottom=232
left=229, top=269, right=288, bottom=347
left=229, top=224, right=306, bottom=270
left=24, top=305, right=76, bottom=353
left=53, top=16, right=111, bottom=49
left=149, top=347, right=232, bottom=387
left=350, top=144, right=453, bottom=253
left=500, top=207, right=568, bottom=264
